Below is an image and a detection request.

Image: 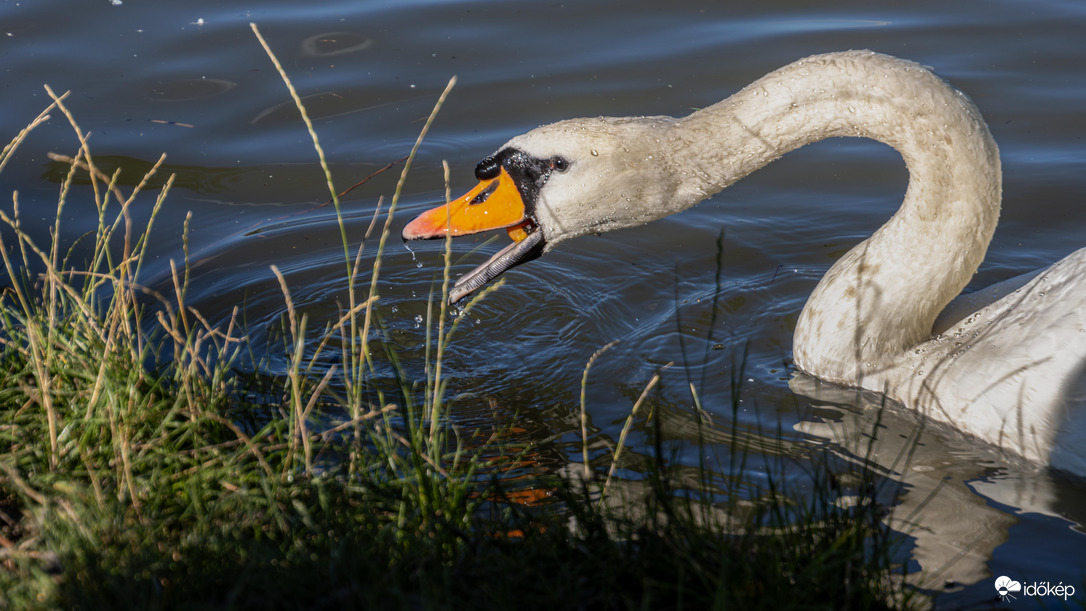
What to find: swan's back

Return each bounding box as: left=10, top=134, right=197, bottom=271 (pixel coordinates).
left=883, top=247, right=1086, bottom=474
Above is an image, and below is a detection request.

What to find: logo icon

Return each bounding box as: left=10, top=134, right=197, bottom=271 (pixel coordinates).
left=995, top=576, right=1022, bottom=601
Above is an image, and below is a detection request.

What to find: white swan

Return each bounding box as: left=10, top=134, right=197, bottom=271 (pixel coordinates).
left=402, top=50, right=1086, bottom=477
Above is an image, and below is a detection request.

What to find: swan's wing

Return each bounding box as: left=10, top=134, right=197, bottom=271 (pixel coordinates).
left=892, top=247, right=1086, bottom=474
left=932, top=268, right=1041, bottom=335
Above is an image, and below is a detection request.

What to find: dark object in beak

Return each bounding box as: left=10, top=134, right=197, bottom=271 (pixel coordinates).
left=401, top=154, right=548, bottom=303
left=448, top=229, right=545, bottom=304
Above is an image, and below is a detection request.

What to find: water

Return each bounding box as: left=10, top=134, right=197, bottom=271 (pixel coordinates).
left=3, top=0, right=1086, bottom=606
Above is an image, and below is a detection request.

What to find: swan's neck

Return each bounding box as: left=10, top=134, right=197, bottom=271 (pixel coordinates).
left=674, top=51, right=1002, bottom=385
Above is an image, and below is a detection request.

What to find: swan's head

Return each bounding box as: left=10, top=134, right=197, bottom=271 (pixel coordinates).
left=402, top=116, right=687, bottom=302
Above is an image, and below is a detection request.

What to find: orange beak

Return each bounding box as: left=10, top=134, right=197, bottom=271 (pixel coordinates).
left=401, top=164, right=547, bottom=304
left=401, top=167, right=533, bottom=243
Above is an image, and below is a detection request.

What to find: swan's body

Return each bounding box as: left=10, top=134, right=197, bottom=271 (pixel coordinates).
left=403, top=50, right=1086, bottom=477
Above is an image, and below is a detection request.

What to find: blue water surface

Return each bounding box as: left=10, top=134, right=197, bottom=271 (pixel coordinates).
left=2, top=0, right=1085, bottom=607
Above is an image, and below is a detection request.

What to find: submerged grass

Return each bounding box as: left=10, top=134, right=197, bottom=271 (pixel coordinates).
left=0, top=27, right=916, bottom=610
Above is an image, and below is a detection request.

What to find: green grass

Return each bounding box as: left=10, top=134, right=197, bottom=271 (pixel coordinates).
left=0, top=28, right=918, bottom=610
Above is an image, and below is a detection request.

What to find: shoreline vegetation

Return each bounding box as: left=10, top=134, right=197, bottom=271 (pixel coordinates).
left=0, top=26, right=915, bottom=609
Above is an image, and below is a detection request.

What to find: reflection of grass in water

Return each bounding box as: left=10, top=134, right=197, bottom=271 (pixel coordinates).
left=0, top=27, right=916, bottom=610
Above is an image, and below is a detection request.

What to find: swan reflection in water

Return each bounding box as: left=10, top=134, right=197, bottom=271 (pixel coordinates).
left=790, top=374, right=1085, bottom=596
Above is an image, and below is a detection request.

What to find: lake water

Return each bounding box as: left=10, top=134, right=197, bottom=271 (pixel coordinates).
left=2, top=0, right=1085, bottom=607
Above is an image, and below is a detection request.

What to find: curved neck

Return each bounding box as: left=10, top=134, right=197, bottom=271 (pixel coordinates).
left=674, top=51, right=1002, bottom=384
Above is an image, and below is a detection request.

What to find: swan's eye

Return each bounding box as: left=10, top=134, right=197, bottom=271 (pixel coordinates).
left=551, top=156, right=570, bottom=172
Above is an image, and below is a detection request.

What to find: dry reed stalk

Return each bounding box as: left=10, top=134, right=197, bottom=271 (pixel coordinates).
left=271, top=264, right=311, bottom=476
left=357, top=75, right=456, bottom=365
left=0, top=94, right=62, bottom=174
left=601, top=363, right=671, bottom=501
left=579, top=340, right=619, bottom=482
left=428, top=160, right=454, bottom=441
